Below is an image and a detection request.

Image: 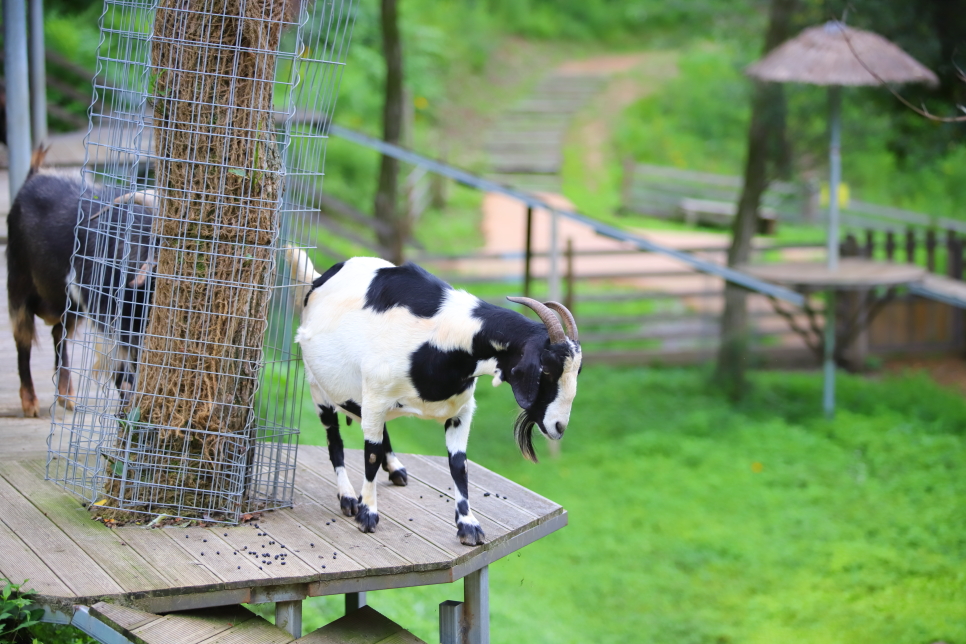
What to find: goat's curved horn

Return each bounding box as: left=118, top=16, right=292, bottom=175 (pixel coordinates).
left=545, top=301, right=578, bottom=342
left=506, top=296, right=566, bottom=344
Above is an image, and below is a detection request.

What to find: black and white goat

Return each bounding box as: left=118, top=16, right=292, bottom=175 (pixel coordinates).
left=6, top=148, right=156, bottom=416
left=288, top=250, right=582, bottom=546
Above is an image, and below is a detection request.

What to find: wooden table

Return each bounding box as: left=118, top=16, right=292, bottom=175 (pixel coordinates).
left=0, top=444, right=565, bottom=644
left=741, top=258, right=926, bottom=414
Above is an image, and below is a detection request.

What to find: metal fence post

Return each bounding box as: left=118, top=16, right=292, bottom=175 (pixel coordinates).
left=4, top=0, right=33, bottom=202
left=464, top=566, right=489, bottom=644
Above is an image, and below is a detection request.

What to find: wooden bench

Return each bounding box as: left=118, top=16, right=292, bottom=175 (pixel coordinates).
left=677, top=197, right=777, bottom=233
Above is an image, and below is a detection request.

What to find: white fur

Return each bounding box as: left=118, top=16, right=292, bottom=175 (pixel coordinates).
left=542, top=343, right=581, bottom=439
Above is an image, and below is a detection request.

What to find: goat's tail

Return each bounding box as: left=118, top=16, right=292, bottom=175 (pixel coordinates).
left=284, top=246, right=320, bottom=311
left=28, top=146, right=49, bottom=177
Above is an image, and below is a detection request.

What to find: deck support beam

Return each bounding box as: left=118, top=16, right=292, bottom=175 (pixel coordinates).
left=463, top=565, right=489, bottom=644
left=275, top=600, right=302, bottom=638
left=345, top=591, right=367, bottom=614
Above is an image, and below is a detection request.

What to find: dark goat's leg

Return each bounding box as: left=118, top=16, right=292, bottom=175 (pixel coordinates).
left=445, top=407, right=485, bottom=546
left=12, top=310, right=39, bottom=418
left=380, top=426, right=408, bottom=486
left=51, top=320, right=75, bottom=410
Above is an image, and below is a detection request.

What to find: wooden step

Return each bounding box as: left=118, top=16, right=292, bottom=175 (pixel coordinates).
left=89, top=602, right=294, bottom=644
left=294, top=605, right=426, bottom=644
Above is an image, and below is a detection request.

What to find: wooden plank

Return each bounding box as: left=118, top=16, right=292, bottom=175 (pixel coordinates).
left=234, top=502, right=369, bottom=579
left=0, top=465, right=123, bottom=597
left=131, top=606, right=257, bottom=644
left=200, top=615, right=295, bottom=644
left=102, top=524, right=223, bottom=590
left=192, top=521, right=320, bottom=582
left=294, top=463, right=451, bottom=573
left=0, top=506, right=73, bottom=597
left=324, top=454, right=520, bottom=544
left=294, top=605, right=425, bottom=644
left=409, top=454, right=562, bottom=519
left=2, top=460, right=174, bottom=594
left=311, top=449, right=488, bottom=556
left=292, top=469, right=412, bottom=573
left=154, top=524, right=275, bottom=586
left=90, top=602, right=163, bottom=633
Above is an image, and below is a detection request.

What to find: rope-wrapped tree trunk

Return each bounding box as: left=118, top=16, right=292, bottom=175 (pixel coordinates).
left=102, top=0, right=289, bottom=520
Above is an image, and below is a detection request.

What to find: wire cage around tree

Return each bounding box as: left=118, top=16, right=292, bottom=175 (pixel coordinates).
left=46, top=0, right=355, bottom=524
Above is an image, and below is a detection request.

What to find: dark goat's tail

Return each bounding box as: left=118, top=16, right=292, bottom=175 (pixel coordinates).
left=29, top=146, right=49, bottom=177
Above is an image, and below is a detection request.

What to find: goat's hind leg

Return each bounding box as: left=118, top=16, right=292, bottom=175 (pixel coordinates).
left=52, top=318, right=76, bottom=410
left=445, top=404, right=485, bottom=546
left=11, top=306, right=39, bottom=418
left=355, top=413, right=387, bottom=533
left=318, top=404, right=359, bottom=516
left=381, top=427, right=408, bottom=486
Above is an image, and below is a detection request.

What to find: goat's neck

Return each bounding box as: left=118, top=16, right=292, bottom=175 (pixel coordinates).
left=470, top=302, right=545, bottom=374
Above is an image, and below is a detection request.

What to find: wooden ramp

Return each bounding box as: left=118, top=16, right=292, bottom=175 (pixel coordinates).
left=67, top=601, right=426, bottom=644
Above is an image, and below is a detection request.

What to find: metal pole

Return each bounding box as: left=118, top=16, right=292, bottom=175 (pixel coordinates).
left=828, top=86, right=842, bottom=272
left=823, top=86, right=843, bottom=417
left=29, top=0, right=47, bottom=144
left=548, top=210, right=560, bottom=302
left=4, top=0, right=33, bottom=201
left=823, top=289, right=836, bottom=417
left=523, top=206, right=533, bottom=298
left=464, top=566, right=489, bottom=644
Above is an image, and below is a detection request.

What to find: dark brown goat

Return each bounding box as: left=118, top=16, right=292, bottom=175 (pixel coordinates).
left=6, top=148, right=155, bottom=416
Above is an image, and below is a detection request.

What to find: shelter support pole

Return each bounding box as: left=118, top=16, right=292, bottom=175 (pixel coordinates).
left=29, top=0, right=47, bottom=144
left=827, top=85, right=842, bottom=271
left=345, top=591, right=367, bottom=614
left=275, top=600, right=302, bottom=638
left=4, top=0, right=33, bottom=202
left=464, top=565, right=489, bottom=644
left=823, top=86, right=842, bottom=416
left=823, top=289, right=836, bottom=417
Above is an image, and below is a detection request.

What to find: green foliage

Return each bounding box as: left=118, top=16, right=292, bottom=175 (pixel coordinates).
left=292, top=366, right=966, bottom=643
left=0, top=580, right=43, bottom=643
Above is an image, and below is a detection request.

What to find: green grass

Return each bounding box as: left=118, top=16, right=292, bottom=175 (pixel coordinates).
left=273, top=365, right=966, bottom=644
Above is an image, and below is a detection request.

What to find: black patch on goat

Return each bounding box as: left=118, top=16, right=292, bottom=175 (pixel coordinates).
left=408, top=343, right=477, bottom=402
left=339, top=399, right=362, bottom=418
left=305, top=261, right=345, bottom=306
left=364, top=262, right=451, bottom=318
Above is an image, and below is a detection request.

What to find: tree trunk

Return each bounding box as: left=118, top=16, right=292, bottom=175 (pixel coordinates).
left=102, top=0, right=287, bottom=522
left=374, top=0, right=405, bottom=264
left=714, top=0, right=798, bottom=399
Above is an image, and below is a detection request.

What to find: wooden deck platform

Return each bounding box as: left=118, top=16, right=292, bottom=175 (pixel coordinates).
left=0, top=446, right=565, bottom=614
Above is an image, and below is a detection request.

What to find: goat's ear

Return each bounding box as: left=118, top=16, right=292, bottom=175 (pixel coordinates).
left=509, top=344, right=541, bottom=409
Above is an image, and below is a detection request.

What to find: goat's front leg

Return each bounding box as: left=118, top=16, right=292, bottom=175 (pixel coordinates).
left=381, top=427, right=408, bottom=486
left=12, top=310, right=39, bottom=418
left=357, top=410, right=387, bottom=533
left=445, top=401, right=485, bottom=546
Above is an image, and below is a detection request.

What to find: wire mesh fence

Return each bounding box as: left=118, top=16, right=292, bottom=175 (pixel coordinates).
left=47, top=0, right=355, bottom=524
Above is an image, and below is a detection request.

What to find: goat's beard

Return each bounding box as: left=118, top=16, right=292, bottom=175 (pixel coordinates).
left=514, top=409, right=539, bottom=463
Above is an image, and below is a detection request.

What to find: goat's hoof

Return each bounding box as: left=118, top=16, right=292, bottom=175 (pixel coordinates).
left=57, top=396, right=75, bottom=411
left=457, top=522, right=485, bottom=546
left=388, top=467, right=408, bottom=486
left=355, top=504, right=379, bottom=533
left=339, top=494, right=358, bottom=517
left=20, top=387, right=39, bottom=418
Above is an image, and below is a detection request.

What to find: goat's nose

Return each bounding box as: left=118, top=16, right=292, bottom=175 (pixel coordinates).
left=555, top=421, right=566, bottom=436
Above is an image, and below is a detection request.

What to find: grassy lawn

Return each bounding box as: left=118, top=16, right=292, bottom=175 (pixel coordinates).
left=284, top=365, right=966, bottom=644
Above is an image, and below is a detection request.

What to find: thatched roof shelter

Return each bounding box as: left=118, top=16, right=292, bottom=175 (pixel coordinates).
left=746, top=21, right=939, bottom=87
